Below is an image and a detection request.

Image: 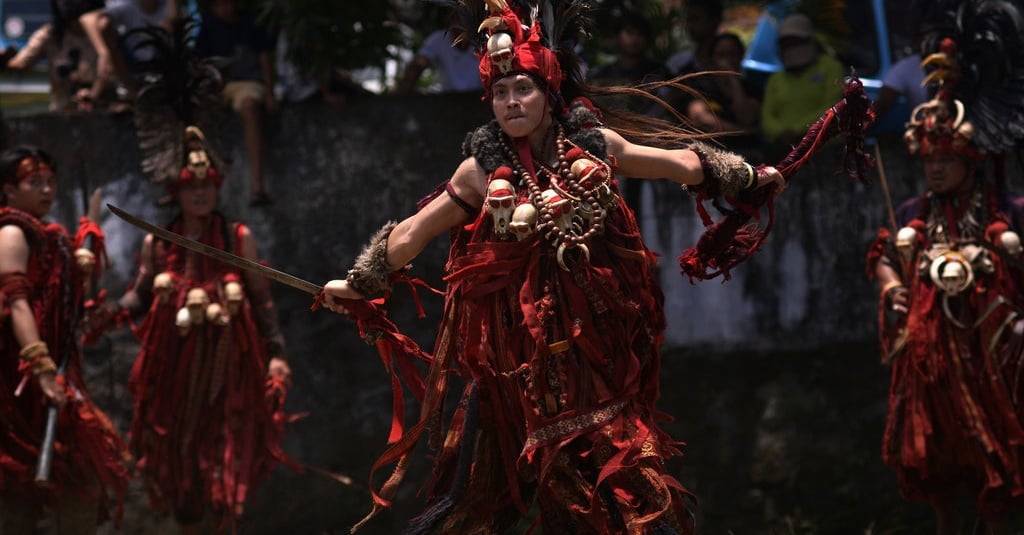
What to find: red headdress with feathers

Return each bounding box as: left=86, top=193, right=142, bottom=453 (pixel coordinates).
left=903, top=38, right=982, bottom=161
left=477, top=0, right=564, bottom=100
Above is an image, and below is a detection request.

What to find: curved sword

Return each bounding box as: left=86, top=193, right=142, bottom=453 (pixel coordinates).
left=107, top=204, right=322, bottom=295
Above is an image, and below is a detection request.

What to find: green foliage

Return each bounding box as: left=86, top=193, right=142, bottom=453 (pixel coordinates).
left=251, top=0, right=405, bottom=80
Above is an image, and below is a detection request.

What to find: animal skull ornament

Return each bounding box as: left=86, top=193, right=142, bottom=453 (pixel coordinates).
left=487, top=33, right=515, bottom=74
left=206, top=303, right=229, bottom=326
left=486, top=179, right=516, bottom=236
left=896, top=226, right=918, bottom=263
left=509, top=202, right=538, bottom=241
left=185, top=288, right=209, bottom=325
left=224, top=280, right=244, bottom=314
left=929, top=252, right=974, bottom=295
left=153, top=272, right=174, bottom=304
left=541, top=189, right=573, bottom=233
left=175, top=307, right=191, bottom=337
left=570, top=158, right=607, bottom=189
left=74, top=248, right=96, bottom=273
left=1001, top=230, right=1022, bottom=256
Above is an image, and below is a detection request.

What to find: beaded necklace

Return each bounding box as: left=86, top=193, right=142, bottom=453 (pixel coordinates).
left=504, top=124, right=618, bottom=269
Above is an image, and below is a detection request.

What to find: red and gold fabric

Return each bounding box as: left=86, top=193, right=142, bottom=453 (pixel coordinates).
left=0, top=207, right=130, bottom=523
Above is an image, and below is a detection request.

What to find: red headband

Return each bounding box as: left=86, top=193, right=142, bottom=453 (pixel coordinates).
left=15, top=157, right=54, bottom=183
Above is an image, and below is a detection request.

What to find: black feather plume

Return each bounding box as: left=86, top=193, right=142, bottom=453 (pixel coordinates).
left=923, top=0, right=1024, bottom=154
left=128, top=17, right=226, bottom=184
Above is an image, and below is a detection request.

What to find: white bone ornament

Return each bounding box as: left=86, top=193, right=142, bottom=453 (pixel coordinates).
left=224, top=280, right=244, bottom=314
left=896, top=226, right=917, bottom=263
left=487, top=33, right=515, bottom=74
left=153, top=272, right=174, bottom=304
left=74, top=248, right=96, bottom=272
left=485, top=179, right=516, bottom=236
left=509, top=203, right=538, bottom=241
left=541, top=189, right=573, bottom=233
left=1001, top=231, right=1022, bottom=256
left=175, top=307, right=191, bottom=336
left=929, top=252, right=974, bottom=295
left=185, top=288, right=209, bottom=325
left=206, top=303, right=229, bottom=326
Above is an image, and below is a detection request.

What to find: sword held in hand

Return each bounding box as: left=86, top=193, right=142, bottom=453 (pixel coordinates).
left=106, top=204, right=323, bottom=296
left=36, top=189, right=106, bottom=485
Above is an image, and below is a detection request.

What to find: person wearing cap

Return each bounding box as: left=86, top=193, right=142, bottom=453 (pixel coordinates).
left=866, top=37, right=1024, bottom=534
left=0, top=145, right=130, bottom=533
left=90, top=127, right=295, bottom=532
left=760, top=13, right=844, bottom=159
left=319, top=1, right=792, bottom=533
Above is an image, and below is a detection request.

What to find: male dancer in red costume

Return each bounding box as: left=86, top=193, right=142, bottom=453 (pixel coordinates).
left=867, top=3, right=1024, bottom=532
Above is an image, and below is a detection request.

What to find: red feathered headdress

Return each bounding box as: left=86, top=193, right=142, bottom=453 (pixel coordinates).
left=477, top=0, right=563, bottom=100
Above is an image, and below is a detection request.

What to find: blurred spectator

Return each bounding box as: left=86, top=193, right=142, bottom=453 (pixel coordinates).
left=589, top=10, right=666, bottom=88
left=79, top=0, right=182, bottom=101
left=276, top=31, right=368, bottom=111
left=872, top=22, right=935, bottom=125
left=588, top=9, right=667, bottom=230
left=393, top=29, right=481, bottom=95
left=665, top=0, right=723, bottom=76
left=196, top=0, right=276, bottom=207
left=760, top=13, right=844, bottom=159
left=685, top=32, right=763, bottom=157
left=5, top=0, right=116, bottom=112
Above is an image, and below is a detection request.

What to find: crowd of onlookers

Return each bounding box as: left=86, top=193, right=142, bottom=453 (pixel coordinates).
left=0, top=0, right=928, bottom=205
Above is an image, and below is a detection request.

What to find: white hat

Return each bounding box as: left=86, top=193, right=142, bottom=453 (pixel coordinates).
left=778, top=13, right=814, bottom=40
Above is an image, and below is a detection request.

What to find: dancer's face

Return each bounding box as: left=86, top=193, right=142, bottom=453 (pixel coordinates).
left=5, top=163, right=56, bottom=219
left=176, top=181, right=217, bottom=217
left=492, top=75, right=551, bottom=139
left=923, top=153, right=972, bottom=195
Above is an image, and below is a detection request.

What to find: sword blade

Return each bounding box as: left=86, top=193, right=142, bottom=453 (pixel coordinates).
left=107, top=204, right=323, bottom=296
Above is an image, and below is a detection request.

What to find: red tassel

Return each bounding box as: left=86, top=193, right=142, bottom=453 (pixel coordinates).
left=73, top=217, right=108, bottom=280
left=680, top=75, right=876, bottom=281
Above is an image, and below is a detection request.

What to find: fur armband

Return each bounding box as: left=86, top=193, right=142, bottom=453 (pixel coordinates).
left=687, top=141, right=755, bottom=198
left=346, top=221, right=399, bottom=297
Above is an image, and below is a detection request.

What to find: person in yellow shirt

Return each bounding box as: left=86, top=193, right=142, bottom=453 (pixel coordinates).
left=760, top=13, right=845, bottom=159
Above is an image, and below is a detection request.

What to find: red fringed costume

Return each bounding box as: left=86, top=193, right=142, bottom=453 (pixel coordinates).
left=0, top=207, right=130, bottom=522
left=126, top=211, right=293, bottom=524
left=867, top=189, right=1024, bottom=513
left=356, top=104, right=695, bottom=535
left=866, top=31, right=1024, bottom=515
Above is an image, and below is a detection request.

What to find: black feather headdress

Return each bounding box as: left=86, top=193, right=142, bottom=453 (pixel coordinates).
left=128, top=18, right=226, bottom=185
left=915, top=0, right=1024, bottom=155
